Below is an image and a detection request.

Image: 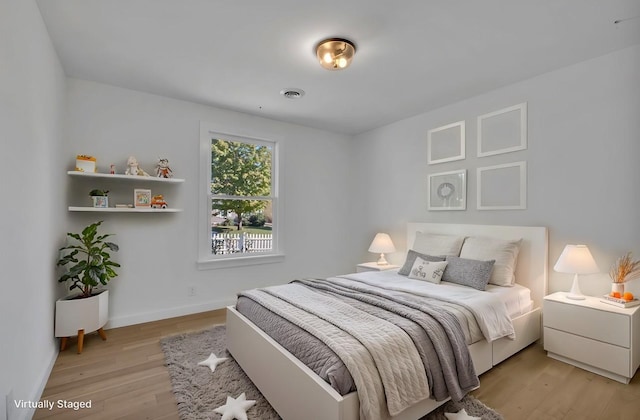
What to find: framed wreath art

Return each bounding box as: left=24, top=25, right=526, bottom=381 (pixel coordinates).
left=428, top=170, right=466, bottom=211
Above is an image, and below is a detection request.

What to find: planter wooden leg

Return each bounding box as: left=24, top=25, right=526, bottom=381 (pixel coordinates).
left=60, top=337, right=68, bottom=351
left=98, top=328, right=107, bottom=341
left=77, top=329, right=85, bottom=354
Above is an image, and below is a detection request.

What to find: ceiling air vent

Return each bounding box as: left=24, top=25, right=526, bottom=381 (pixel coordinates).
left=280, top=88, right=305, bottom=99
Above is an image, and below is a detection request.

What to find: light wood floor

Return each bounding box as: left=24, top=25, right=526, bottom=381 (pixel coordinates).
left=35, top=310, right=640, bottom=419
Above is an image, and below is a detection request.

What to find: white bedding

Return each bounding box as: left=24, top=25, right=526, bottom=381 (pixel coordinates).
left=484, top=282, right=533, bottom=318
left=338, top=269, right=520, bottom=343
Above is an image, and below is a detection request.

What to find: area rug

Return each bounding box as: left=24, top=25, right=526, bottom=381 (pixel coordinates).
left=160, top=325, right=503, bottom=420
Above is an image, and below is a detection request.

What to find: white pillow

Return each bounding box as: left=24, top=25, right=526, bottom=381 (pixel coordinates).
left=412, top=232, right=465, bottom=257
left=459, top=236, right=522, bottom=286
left=408, top=257, right=448, bottom=284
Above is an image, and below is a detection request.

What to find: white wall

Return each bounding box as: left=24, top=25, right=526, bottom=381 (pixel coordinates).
left=350, top=44, right=640, bottom=298
left=63, top=79, right=354, bottom=327
left=0, top=1, right=67, bottom=419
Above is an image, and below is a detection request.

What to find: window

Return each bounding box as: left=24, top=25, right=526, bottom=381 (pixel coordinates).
left=198, top=123, right=282, bottom=269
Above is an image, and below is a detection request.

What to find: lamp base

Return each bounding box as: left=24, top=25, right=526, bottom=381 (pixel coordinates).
left=566, top=273, right=585, bottom=300
left=376, top=253, right=389, bottom=265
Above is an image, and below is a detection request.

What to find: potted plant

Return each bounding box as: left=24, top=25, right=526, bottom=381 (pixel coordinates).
left=89, top=189, right=109, bottom=208
left=55, top=220, right=120, bottom=353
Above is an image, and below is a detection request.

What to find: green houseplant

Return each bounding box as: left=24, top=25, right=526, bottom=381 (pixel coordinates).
left=88, top=189, right=109, bottom=197
left=57, top=220, right=120, bottom=298
left=55, top=220, right=120, bottom=353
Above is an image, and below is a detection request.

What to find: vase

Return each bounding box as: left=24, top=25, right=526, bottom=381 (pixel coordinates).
left=611, top=282, right=625, bottom=295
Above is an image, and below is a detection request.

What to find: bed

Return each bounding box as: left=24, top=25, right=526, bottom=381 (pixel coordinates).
left=226, top=223, right=548, bottom=420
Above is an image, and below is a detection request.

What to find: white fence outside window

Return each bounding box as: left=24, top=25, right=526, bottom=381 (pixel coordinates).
left=211, top=232, right=273, bottom=254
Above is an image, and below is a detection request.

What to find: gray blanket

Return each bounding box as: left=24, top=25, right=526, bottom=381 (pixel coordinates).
left=242, top=283, right=429, bottom=419
left=237, top=277, right=479, bottom=409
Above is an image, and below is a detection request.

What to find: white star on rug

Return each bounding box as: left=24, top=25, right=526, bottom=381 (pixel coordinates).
left=197, top=353, right=228, bottom=373
left=444, top=408, right=481, bottom=420
left=213, top=392, right=256, bottom=420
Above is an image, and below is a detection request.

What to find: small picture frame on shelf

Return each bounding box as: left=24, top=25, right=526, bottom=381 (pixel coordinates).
left=134, top=189, right=152, bottom=208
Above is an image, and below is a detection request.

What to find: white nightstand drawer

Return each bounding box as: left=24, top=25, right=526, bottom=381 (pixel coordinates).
left=544, top=299, right=630, bottom=347
left=544, top=327, right=631, bottom=377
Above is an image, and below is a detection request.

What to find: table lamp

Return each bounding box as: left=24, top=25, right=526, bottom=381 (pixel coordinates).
left=368, top=233, right=396, bottom=265
left=554, top=244, right=599, bottom=300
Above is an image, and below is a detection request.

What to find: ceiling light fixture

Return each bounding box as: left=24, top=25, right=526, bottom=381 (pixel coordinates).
left=315, top=38, right=356, bottom=71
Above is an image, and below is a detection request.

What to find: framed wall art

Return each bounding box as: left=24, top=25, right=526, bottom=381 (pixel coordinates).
left=477, top=161, right=527, bottom=210
left=428, top=169, right=466, bottom=211
left=427, top=121, right=465, bottom=164
left=477, top=102, right=527, bottom=157
left=134, top=188, right=152, bottom=208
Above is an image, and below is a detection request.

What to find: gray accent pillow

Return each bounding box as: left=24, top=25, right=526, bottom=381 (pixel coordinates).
left=442, top=256, right=496, bottom=291
left=398, top=249, right=446, bottom=276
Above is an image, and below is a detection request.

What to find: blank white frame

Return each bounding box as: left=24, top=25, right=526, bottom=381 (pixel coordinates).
left=477, top=161, right=527, bottom=210
left=427, top=121, right=465, bottom=164
left=477, top=103, right=527, bottom=157
left=428, top=169, right=466, bottom=211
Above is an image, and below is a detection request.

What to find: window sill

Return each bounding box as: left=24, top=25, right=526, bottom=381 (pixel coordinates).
left=197, top=253, right=285, bottom=270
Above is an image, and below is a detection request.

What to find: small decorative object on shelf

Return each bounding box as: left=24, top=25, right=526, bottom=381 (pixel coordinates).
left=125, top=156, right=150, bottom=177
left=151, top=194, right=168, bottom=209
left=610, top=252, right=640, bottom=296
left=75, top=154, right=96, bottom=172
left=134, top=188, right=152, bottom=208
left=155, top=157, right=173, bottom=178
left=89, top=189, right=109, bottom=208
left=110, top=164, right=116, bottom=174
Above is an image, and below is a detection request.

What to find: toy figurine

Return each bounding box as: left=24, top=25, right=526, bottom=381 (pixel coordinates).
left=124, top=156, right=150, bottom=176
left=155, top=158, right=173, bottom=178
left=110, top=164, right=116, bottom=174
left=151, top=194, right=168, bottom=209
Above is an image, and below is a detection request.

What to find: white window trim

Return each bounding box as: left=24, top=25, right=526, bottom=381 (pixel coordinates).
left=197, top=122, right=284, bottom=270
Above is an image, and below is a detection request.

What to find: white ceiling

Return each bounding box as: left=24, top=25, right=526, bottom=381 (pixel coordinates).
left=36, top=0, right=640, bottom=135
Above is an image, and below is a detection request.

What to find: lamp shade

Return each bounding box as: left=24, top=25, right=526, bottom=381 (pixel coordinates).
left=368, top=233, right=396, bottom=254
left=554, top=245, right=599, bottom=274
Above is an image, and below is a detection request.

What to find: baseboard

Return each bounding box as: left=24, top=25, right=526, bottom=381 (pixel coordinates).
left=10, top=343, right=58, bottom=420
left=106, top=298, right=236, bottom=329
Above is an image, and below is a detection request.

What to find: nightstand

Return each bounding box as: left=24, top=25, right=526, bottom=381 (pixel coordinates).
left=356, top=262, right=399, bottom=273
left=543, top=291, right=640, bottom=383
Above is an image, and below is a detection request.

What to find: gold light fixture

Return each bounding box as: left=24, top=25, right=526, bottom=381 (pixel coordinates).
left=316, top=38, right=356, bottom=70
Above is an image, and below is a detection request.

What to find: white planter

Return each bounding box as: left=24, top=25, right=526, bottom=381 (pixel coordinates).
left=55, top=289, right=109, bottom=337
left=91, top=196, right=108, bottom=208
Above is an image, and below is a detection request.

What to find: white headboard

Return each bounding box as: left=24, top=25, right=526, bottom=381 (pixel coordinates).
left=407, top=223, right=548, bottom=308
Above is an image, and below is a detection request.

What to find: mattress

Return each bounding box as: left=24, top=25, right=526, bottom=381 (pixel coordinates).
left=235, top=271, right=531, bottom=397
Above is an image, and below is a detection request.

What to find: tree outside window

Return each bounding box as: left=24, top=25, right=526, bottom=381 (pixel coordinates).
left=210, top=137, right=275, bottom=255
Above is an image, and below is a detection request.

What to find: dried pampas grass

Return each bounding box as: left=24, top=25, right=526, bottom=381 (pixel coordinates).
left=610, top=252, right=640, bottom=283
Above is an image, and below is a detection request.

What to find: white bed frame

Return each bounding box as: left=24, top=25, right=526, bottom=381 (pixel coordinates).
left=227, top=223, right=548, bottom=420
